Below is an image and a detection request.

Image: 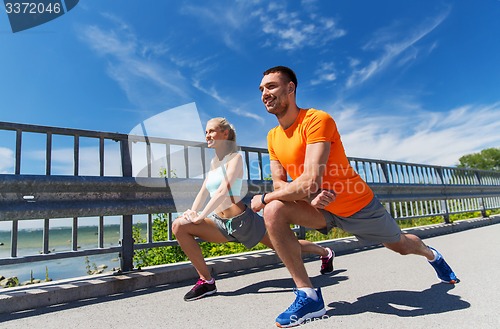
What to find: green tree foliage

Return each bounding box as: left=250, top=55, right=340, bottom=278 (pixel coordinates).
left=458, top=147, right=500, bottom=171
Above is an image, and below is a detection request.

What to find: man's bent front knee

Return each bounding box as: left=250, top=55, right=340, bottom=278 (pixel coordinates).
left=263, top=200, right=293, bottom=228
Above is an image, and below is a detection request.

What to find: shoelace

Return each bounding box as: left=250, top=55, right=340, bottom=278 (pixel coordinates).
left=286, top=290, right=309, bottom=312
left=192, top=278, right=206, bottom=290
left=435, top=257, right=453, bottom=274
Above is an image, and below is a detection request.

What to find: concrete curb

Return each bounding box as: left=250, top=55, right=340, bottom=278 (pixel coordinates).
left=1, top=215, right=498, bottom=314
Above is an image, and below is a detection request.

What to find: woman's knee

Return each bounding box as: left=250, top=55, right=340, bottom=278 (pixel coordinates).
left=171, top=217, right=185, bottom=235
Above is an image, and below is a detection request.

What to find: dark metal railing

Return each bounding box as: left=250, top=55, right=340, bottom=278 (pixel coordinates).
left=1, top=121, right=499, bottom=273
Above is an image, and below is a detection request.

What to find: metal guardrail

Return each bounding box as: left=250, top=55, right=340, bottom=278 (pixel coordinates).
left=0, top=121, right=499, bottom=273
left=1, top=176, right=499, bottom=220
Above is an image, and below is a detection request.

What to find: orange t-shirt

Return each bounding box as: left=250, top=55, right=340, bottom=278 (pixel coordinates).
left=267, top=108, right=374, bottom=217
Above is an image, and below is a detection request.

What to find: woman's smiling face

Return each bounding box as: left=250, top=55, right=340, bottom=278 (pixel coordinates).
left=205, top=120, right=228, bottom=149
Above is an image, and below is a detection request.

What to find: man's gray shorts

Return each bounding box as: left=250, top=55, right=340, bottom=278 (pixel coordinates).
left=209, top=206, right=266, bottom=249
left=319, top=197, right=402, bottom=244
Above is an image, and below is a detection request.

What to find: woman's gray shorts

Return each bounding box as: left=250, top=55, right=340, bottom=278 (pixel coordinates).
left=319, top=197, right=402, bottom=244
left=209, top=206, right=267, bottom=249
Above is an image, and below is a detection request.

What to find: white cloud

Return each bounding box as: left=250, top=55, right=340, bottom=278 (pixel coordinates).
left=192, top=72, right=270, bottom=124
left=181, top=1, right=345, bottom=52
left=334, top=102, right=500, bottom=167
left=192, top=80, right=227, bottom=104
left=255, top=3, right=346, bottom=51
left=230, top=107, right=265, bottom=124
left=310, top=62, right=337, bottom=86
left=129, top=103, right=205, bottom=144
left=180, top=2, right=251, bottom=52
left=191, top=78, right=267, bottom=124
left=0, top=147, right=14, bottom=174
left=346, top=9, right=450, bottom=89
left=79, top=16, right=190, bottom=109
left=79, top=12, right=260, bottom=123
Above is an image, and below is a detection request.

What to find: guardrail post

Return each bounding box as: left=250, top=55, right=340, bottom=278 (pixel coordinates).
left=436, top=168, right=452, bottom=224
left=120, top=140, right=134, bottom=272
left=474, top=171, right=488, bottom=218
left=380, top=163, right=395, bottom=219
left=297, top=226, right=306, bottom=240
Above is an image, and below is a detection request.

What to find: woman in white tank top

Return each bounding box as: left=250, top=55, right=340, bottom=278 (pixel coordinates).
left=172, top=117, right=335, bottom=302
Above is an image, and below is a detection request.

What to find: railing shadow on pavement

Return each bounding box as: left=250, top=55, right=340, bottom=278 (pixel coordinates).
left=0, top=279, right=191, bottom=323
left=216, top=269, right=349, bottom=297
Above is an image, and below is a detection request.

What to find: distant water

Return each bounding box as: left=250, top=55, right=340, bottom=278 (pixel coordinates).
left=0, top=225, right=138, bottom=283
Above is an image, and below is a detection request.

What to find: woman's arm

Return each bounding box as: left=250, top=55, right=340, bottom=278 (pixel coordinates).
left=190, top=154, right=243, bottom=223
left=190, top=179, right=210, bottom=212
left=181, top=177, right=209, bottom=222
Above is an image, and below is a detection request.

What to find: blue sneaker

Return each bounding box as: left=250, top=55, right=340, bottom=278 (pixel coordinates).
left=275, top=288, right=326, bottom=328
left=428, top=247, right=459, bottom=284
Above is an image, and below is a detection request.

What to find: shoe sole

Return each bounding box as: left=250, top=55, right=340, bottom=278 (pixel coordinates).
left=320, top=267, right=334, bottom=275
left=275, top=307, right=327, bottom=328
left=184, top=288, right=217, bottom=302
left=441, top=278, right=460, bottom=284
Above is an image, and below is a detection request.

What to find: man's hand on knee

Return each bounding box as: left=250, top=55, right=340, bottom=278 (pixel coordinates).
left=309, top=189, right=336, bottom=209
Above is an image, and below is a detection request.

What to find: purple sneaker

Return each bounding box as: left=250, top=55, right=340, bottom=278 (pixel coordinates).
left=184, top=278, right=217, bottom=301
left=320, top=247, right=335, bottom=274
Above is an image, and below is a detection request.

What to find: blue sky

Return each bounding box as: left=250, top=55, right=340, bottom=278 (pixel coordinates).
left=1, top=0, right=499, bottom=172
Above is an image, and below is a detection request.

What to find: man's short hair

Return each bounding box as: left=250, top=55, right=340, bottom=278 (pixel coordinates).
left=263, top=66, right=298, bottom=91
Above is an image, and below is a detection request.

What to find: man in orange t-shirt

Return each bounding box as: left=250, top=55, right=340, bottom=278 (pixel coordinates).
left=251, top=66, right=459, bottom=328
left=267, top=107, right=374, bottom=217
